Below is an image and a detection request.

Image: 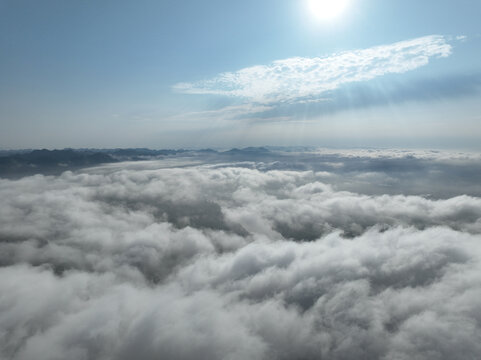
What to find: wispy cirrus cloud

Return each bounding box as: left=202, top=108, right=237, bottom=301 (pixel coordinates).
left=173, top=35, right=452, bottom=105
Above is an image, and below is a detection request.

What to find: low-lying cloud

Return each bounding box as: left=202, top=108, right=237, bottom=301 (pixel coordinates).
left=1, top=150, right=481, bottom=359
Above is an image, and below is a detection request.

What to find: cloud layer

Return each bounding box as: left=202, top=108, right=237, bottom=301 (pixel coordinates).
left=1, top=151, right=481, bottom=359
left=174, top=35, right=452, bottom=105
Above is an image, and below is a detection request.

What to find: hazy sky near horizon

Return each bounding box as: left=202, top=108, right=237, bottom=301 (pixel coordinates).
left=1, top=0, right=480, bottom=149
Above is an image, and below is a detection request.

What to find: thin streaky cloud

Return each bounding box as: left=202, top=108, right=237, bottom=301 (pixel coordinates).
left=173, top=35, right=452, bottom=105
left=170, top=103, right=275, bottom=122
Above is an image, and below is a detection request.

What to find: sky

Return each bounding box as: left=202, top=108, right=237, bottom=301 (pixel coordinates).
left=1, top=0, right=480, bottom=149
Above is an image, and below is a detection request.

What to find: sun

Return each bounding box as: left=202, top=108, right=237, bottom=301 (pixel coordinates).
left=307, top=0, right=351, bottom=21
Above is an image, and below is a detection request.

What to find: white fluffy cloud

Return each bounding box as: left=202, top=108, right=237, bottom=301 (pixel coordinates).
left=1, top=154, right=481, bottom=359
left=174, top=35, right=452, bottom=105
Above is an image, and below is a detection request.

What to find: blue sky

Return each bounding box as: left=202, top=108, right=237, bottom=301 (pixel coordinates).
left=1, top=0, right=480, bottom=149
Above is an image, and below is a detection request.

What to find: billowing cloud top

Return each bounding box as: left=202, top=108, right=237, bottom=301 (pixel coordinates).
left=174, top=35, right=452, bottom=104
left=1, top=149, right=481, bottom=359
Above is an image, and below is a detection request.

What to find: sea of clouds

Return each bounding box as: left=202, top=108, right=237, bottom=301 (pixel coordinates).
left=1, top=149, right=481, bottom=360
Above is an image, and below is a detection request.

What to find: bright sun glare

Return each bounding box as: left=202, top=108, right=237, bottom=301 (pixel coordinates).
left=307, top=0, right=350, bottom=21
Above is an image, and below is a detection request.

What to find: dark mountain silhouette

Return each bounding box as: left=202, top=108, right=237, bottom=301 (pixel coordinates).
left=0, top=148, right=221, bottom=178
left=0, top=149, right=116, bottom=178
left=222, top=147, right=270, bottom=156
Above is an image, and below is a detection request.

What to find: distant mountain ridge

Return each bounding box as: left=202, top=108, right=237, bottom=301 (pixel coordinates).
left=0, top=149, right=116, bottom=178
left=0, top=147, right=273, bottom=178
